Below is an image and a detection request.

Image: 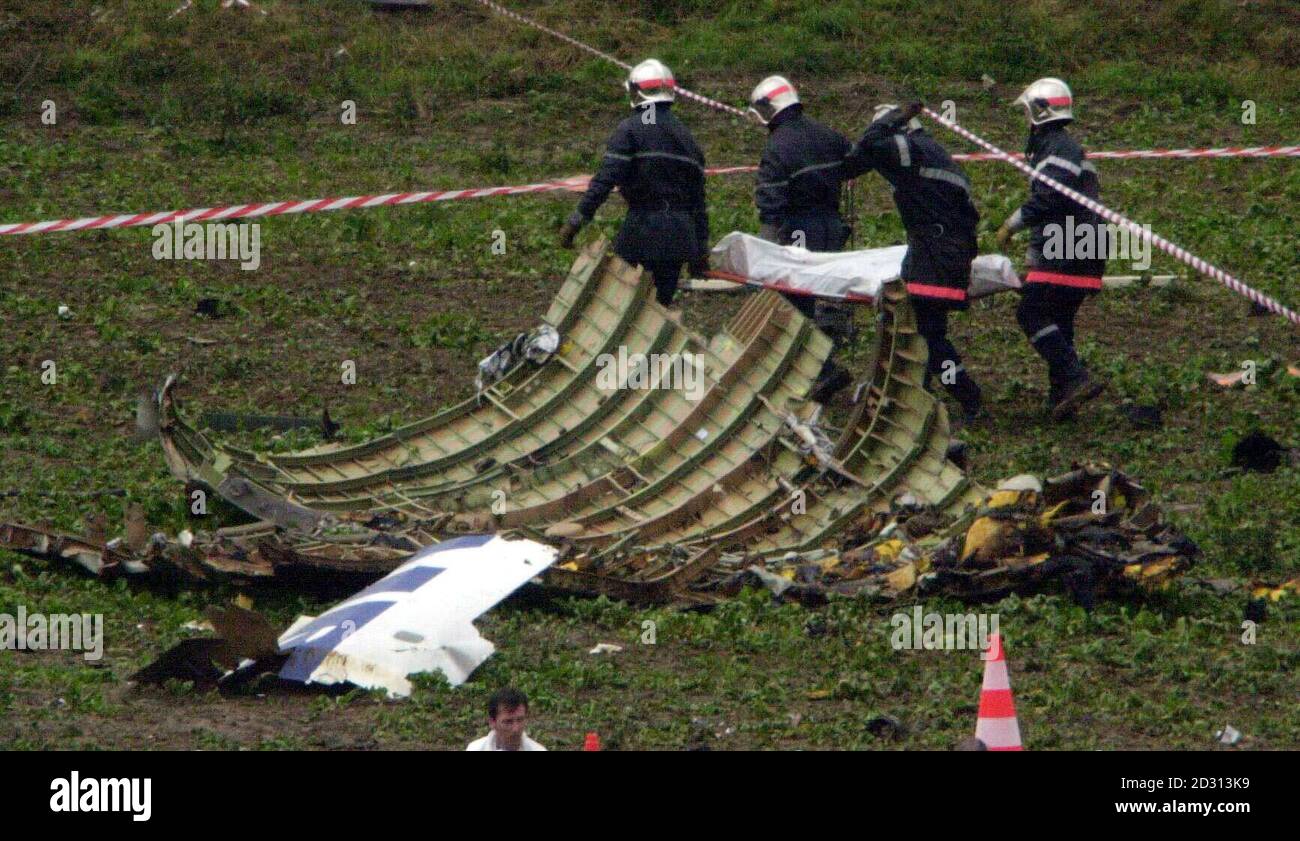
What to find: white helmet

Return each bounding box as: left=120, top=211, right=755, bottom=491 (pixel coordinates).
left=748, top=75, right=800, bottom=125
left=872, top=103, right=923, bottom=132
left=1013, top=77, right=1073, bottom=126
left=626, top=59, right=676, bottom=107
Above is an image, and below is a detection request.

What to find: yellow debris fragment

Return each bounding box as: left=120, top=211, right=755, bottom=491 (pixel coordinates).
left=885, top=563, right=916, bottom=593
left=1039, top=500, right=1069, bottom=526
left=988, top=490, right=1025, bottom=508
left=874, top=539, right=905, bottom=563
left=962, top=517, right=1003, bottom=561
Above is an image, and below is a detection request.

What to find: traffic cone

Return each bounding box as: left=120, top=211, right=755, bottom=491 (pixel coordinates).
left=975, top=633, right=1023, bottom=751
left=582, top=732, right=601, bottom=751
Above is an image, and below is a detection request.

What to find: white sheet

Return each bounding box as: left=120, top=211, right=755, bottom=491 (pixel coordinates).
left=707, top=231, right=1020, bottom=303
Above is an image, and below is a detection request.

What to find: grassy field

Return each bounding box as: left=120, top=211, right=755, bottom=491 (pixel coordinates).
left=1, top=0, right=1297, bottom=749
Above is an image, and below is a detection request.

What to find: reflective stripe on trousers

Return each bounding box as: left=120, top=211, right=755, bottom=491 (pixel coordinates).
left=1025, top=270, right=1102, bottom=290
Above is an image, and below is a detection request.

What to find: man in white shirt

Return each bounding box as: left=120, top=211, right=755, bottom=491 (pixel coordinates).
left=466, top=688, right=547, bottom=751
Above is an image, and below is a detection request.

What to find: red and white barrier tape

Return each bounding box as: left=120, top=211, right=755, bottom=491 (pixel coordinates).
left=647, top=145, right=1300, bottom=168
left=923, top=107, right=1300, bottom=327
left=0, top=168, right=785, bottom=236
left=0, top=175, right=586, bottom=236
left=3, top=150, right=1293, bottom=237
left=958, top=145, right=1300, bottom=161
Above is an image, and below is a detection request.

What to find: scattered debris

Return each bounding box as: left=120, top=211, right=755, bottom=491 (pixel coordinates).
left=710, top=465, right=1196, bottom=605
left=57, top=305, right=72, bottom=319
left=130, top=605, right=283, bottom=691
left=1230, top=430, right=1297, bottom=473
left=475, top=324, right=560, bottom=397
left=1250, top=576, right=1300, bottom=602
left=865, top=714, right=906, bottom=740
left=588, top=643, right=623, bottom=655
left=1215, top=724, right=1241, bottom=746
left=222, top=0, right=268, bottom=14
left=1206, top=369, right=1249, bottom=388
left=996, top=474, right=1042, bottom=493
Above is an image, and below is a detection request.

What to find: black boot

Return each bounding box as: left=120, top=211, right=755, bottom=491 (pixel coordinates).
left=1051, top=373, right=1105, bottom=421
left=1046, top=373, right=1067, bottom=413
left=947, top=372, right=985, bottom=424
left=1030, top=326, right=1099, bottom=420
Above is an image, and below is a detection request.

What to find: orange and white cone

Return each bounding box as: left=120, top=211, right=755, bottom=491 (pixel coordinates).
left=975, top=633, right=1023, bottom=750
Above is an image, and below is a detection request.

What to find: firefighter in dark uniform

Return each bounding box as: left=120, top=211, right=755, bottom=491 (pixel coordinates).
left=844, top=101, right=984, bottom=422
left=749, top=75, right=859, bottom=402
left=560, top=59, right=710, bottom=308
left=997, top=77, right=1106, bottom=421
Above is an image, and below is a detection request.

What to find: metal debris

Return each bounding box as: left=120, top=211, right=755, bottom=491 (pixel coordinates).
left=277, top=535, right=556, bottom=696
left=132, top=536, right=555, bottom=696
left=1, top=241, right=1198, bottom=607
left=1215, top=725, right=1242, bottom=746
left=707, top=464, right=1197, bottom=605
left=475, top=322, right=561, bottom=398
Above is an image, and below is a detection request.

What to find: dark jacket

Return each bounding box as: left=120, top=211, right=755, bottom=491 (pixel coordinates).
left=576, top=101, right=709, bottom=265
left=1014, top=122, right=1105, bottom=290
left=756, top=105, right=856, bottom=251
left=845, top=116, right=980, bottom=304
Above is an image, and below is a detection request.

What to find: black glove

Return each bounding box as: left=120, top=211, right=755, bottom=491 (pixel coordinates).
left=558, top=211, right=584, bottom=248
left=688, top=255, right=711, bottom=278
left=877, top=101, right=924, bottom=132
